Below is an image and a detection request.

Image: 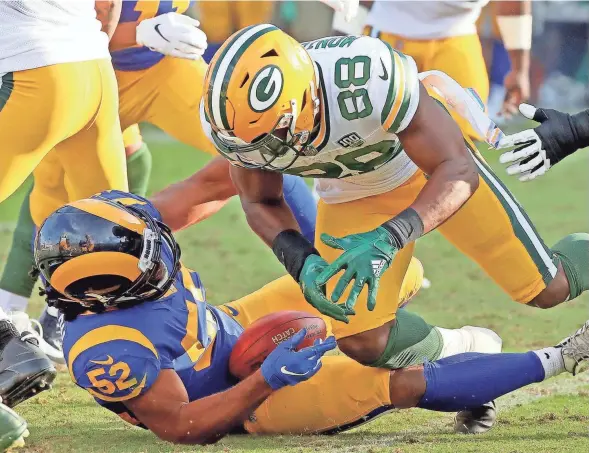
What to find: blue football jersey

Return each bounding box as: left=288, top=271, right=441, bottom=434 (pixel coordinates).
left=62, top=191, right=243, bottom=425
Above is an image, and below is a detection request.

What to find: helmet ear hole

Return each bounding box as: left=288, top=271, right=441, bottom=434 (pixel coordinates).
left=261, top=49, right=278, bottom=58
left=240, top=73, right=250, bottom=88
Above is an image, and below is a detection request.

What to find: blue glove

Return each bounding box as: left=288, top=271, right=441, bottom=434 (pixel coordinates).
left=260, top=329, right=337, bottom=391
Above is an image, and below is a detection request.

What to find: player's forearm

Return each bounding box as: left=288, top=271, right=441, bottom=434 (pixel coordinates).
left=496, top=0, right=532, bottom=69
left=408, top=159, right=478, bottom=234
left=95, top=0, right=122, bottom=40
left=150, top=158, right=236, bottom=232
left=240, top=198, right=301, bottom=247
left=172, top=370, right=272, bottom=445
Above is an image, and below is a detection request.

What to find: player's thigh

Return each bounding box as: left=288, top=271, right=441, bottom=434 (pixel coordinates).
left=218, top=275, right=335, bottom=336
left=0, top=63, right=98, bottom=202
left=30, top=150, right=70, bottom=226
left=234, top=1, right=274, bottom=28
left=120, top=57, right=217, bottom=155
left=197, top=1, right=233, bottom=43
left=244, top=355, right=392, bottom=435
left=316, top=173, right=423, bottom=339
left=437, top=154, right=558, bottom=303
left=430, top=34, right=490, bottom=103
left=56, top=60, right=128, bottom=199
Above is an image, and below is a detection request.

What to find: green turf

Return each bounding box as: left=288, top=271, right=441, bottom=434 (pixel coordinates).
left=0, top=136, right=588, bottom=453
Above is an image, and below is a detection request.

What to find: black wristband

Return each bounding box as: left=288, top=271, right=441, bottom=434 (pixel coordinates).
left=272, top=230, right=320, bottom=281
left=570, top=109, right=589, bottom=151
left=381, top=208, right=424, bottom=249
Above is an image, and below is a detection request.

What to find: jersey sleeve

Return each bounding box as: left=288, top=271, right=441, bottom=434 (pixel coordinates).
left=67, top=329, right=165, bottom=404
left=376, top=41, right=421, bottom=135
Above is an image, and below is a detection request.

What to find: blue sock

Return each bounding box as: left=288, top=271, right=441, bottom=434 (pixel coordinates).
left=283, top=175, right=317, bottom=244
left=418, top=352, right=546, bottom=412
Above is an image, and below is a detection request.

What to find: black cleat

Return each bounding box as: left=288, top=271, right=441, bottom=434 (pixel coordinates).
left=0, top=321, right=56, bottom=408
left=454, top=400, right=497, bottom=434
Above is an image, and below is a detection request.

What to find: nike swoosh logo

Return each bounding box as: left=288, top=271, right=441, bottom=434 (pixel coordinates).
left=379, top=58, right=389, bottom=81
left=90, top=355, right=114, bottom=366
left=154, top=24, right=170, bottom=43
left=280, top=366, right=310, bottom=377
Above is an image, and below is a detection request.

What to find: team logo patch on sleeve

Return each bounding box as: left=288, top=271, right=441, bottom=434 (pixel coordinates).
left=248, top=65, right=284, bottom=113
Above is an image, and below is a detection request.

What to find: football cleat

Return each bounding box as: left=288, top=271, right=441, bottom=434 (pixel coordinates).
left=454, top=401, right=497, bottom=434
left=0, top=400, right=28, bottom=451
left=0, top=320, right=56, bottom=408
left=10, top=311, right=63, bottom=365
left=557, top=320, right=589, bottom=375
left=36, top=309, right=64, bottom=364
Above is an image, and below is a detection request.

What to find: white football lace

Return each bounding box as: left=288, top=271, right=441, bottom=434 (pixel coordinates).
left=560, top=321, right=589, bottom=367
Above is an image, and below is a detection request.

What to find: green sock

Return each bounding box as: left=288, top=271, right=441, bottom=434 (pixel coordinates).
left=126, top=143, right=152, bottom=197
left=552, top=233, right=589, bottom=300
left=0, top=185, right=37, bottom=299
left=369, top=309, right=443, bottom=369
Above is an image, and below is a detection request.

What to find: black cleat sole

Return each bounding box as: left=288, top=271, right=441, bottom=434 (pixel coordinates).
left=1, top=366, right=56, bottom=408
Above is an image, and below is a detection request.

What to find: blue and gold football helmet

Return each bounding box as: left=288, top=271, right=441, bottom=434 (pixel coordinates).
left=33, top=197, right=180, bottom=310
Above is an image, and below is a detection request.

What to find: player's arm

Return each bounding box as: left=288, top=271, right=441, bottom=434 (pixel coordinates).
left=124, top=331, right=334, bottom=445
left=331, top=0, right=371, bottom=35
left=110, top=11, right=207, bottom=59
left=495, top=0, right=532, bottom=117
left=95, top=1, right=122, bottom=40
left=396, top=83, right=479, bottom=232
left=498, top=104, right=589, bottom=181
left=150, top=157, right=236, bottom=232
left=230, top=165, right=301, bottom=247
left=124, top=369, right=272, bottom=445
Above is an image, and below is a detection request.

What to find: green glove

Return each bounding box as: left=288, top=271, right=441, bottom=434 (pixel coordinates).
left=316, top=227, right=400, bottom=313
left=299, top=255, right=350, bottom=323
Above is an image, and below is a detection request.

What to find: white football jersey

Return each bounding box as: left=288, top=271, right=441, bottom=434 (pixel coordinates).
left=366, top=0, right=489, bottom=40
left=0, top=0, right=109, bottom=73
left=201, top=35, right=422, bottom=204
left=288, top=35, right=420, bottom=204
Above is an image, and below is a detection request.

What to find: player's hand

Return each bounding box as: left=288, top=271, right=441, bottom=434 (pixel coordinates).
left=260, top=329, right=336, bottom=390
left=316, top=227, right=399, bottom=315
left=299, top=255, right=350, bottom=323
left=498, top=104, right=577, bottom=181
left=319, top=0, right=359, bottom=22
left=136, top=12, right=207, bottom=60
left=501, top=70, right=530, bottom=118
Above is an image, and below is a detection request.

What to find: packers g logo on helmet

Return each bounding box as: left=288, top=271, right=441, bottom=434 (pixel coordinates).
left=249, top=65, right=284, bottom=113
left=203, top=24, right=320, bottom=171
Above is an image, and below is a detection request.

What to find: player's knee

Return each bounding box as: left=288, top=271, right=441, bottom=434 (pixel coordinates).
left=388, top=366, right=427, bottom=409
left=337, top=322, right=393, bottom=365
left=528, top=264, right=570, bottom=309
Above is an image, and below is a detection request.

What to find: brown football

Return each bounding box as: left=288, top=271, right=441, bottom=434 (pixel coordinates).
left=228, top=310, right=327, bottom=380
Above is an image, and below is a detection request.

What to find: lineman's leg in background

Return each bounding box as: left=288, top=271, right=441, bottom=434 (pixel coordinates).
left=0, top=124, right=151, bottom=364
left=199, top=1, right=275, bottom=62
left=117, top=55, right=317, bottom=241
left=0, top=57, right=126, bottom=412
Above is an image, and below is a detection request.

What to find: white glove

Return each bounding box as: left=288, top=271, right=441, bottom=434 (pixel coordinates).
left=319, top=0, right=359, bottom=22
left=136, top=12, right=207, bottom=60
left=497, top=104, right=551, bottom=182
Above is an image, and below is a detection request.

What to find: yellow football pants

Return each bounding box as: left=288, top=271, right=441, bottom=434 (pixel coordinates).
left=198, top=1, right=275, bottom=43
left=366, top=29, right=489, bottom=104
left=0, top=60, right=127, bottom=204
left=30, top=125, right=143, bottom=226
left=29, top=55, right=215, bottom=225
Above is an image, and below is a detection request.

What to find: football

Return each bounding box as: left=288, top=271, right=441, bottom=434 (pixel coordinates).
left=228, top=310, right=327, bottom=380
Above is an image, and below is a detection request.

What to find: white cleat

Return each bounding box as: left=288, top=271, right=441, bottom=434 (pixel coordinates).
left=557, top=321, right=589, bottom=375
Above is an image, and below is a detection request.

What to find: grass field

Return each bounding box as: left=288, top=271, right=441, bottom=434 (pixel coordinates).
left=1, top=132, right=588, bottom=453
